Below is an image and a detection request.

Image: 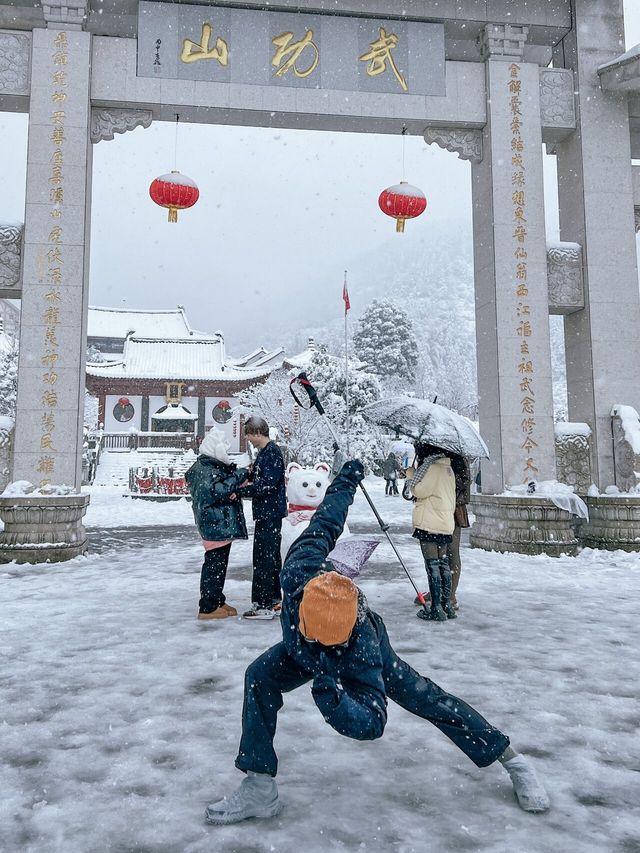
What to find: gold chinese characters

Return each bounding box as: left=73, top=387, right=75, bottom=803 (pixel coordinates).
left=272, top=30, right=319, bottom=79
left=37, top=31, right=69, bottom=485
left=178, top=19, right=410, bottom=92
left=509, top=63, right=538, bottom=479
left=181, top=23, right=228, bottom=65
left=359, top=27, right=407, bottom=92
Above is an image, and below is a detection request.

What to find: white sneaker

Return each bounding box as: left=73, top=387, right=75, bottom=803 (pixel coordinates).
left=242, top=605, right=276, bottom=620
left=205, top=774, right=282, bottom=825
left=503, top=755, right=550, bottom=813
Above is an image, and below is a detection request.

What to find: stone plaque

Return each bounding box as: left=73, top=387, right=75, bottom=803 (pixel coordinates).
left=137, top=1, right=445, bottom=97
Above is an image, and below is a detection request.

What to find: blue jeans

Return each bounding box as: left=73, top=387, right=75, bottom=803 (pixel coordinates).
left=235, top=612, right=509, bottom=776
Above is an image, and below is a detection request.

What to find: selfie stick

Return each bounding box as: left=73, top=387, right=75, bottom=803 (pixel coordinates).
left=289, top=372, right=430, bottom=614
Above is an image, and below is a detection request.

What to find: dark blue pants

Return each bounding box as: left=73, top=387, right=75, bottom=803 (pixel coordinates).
left=199, top=543, right=232, bottom=613
left=251, top=518, right=282, bottom=608
left=235, top=613, right=509, bottom=777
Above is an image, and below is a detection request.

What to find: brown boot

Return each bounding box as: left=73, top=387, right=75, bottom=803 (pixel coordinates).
left=221, top=603, right=238, bottom=616
left=198, top=607, right=232, bottom=620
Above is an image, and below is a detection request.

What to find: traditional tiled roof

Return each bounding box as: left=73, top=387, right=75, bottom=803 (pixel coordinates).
left=86, top=335, right=272, bottom=382
left=87, top=305, right=212, bottom=341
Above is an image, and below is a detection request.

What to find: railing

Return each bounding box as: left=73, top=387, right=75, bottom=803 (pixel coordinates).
left=101, top=431, right=196, bottom=450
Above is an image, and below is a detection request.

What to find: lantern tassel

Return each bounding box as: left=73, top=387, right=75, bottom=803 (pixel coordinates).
left=168, top=207, right=178, bottom=223
left=396, top=217, right=406, bottom=233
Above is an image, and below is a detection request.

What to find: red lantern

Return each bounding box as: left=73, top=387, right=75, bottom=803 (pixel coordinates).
left=378, top=181, right=427, bottom=233
left=149, top=171, right=200, bottom=223
left=118, top=397, right=130, bottom=407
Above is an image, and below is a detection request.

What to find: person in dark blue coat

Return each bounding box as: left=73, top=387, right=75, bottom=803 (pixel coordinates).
left=185, top=430, right=250, bottom=621
left=205, top=460, right=550, bottom=824
left=236, top=416, right=287, bottom=620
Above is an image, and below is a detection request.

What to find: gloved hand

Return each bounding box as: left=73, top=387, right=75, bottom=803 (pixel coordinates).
left=341, top=459, right=365, bottom=483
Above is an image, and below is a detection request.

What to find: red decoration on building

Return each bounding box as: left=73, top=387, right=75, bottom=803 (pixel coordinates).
left=118, top=397, right=130, bottom=407
left=149, top=171, right=200, bottom=223
left=378, top=181, right=427, bottom=233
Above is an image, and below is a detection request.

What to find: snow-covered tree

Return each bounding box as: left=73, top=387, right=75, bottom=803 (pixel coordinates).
left=307, top=347, right=385, bottom=470
left=238, top=369, right=331, bottom=465
left=86, top=344, right=105, bottom=364
left=0, top=340, right=18, bottom=419
left=353, top=299, right=419, bottom=383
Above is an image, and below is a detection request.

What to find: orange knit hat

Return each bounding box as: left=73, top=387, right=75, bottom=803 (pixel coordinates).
left=299, top=572, right=358, bottom=646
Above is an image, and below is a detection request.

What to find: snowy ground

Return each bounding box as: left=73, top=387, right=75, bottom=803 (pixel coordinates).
left=1, top=479, right=639, bottom=852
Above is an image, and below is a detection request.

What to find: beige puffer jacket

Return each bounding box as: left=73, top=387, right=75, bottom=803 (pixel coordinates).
left=408, top=457, right=456, bottom=536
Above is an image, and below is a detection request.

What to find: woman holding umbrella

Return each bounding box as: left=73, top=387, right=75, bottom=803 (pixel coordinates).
left=404, top=441, right=457, bottom=621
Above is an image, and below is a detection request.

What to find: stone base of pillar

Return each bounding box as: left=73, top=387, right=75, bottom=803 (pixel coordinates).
left=0, top=494, right=90, bottom=564
left=470, top=494, right=579, bottom=556
left=580, top=497, right=640, bottom=551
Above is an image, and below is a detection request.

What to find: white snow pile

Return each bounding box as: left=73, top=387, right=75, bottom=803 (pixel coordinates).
left=612, top=404, right=640, bottom=455
left=1, top=492, right=640, bottom=852
left=503, top=480, right=589, bottom=520
left=554, top=422, right=592, bottom=438
left=1, top=481, right=77, bottom=498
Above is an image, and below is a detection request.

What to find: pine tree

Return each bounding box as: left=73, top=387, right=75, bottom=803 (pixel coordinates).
left=353, top=299, right=419, bottom=383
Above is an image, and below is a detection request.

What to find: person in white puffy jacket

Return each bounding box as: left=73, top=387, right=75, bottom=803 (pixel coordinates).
left=404, top=441, right=457, bottom=622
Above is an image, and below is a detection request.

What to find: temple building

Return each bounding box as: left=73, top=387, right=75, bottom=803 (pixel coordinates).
left=85, top=305, right=313, bottom=451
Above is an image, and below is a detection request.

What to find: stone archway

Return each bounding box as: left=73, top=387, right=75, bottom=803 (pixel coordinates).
left=0, top=0, right=639, bottom=559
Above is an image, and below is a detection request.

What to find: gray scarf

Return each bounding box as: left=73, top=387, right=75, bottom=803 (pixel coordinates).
left=407, top=453, right=448, bottom=492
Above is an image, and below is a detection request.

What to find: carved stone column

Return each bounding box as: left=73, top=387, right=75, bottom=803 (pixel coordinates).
left=553, top=1, right=640, bottom=489
left=471, top=24, right=556, bottom=493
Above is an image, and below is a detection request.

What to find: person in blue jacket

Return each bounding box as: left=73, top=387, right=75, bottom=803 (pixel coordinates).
left=205, top=460, right=550, bottom=825
left=237, top=416, right=287, bottom=620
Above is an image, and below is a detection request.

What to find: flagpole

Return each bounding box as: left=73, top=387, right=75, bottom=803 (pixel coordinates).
left=344, top=269, right=350, bottom=456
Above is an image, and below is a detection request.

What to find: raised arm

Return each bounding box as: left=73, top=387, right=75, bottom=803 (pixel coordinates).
left=281, top=459, right=364, bottom=595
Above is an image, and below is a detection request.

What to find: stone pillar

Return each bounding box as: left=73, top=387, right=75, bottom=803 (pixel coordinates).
left=13, top=26, right=92, bottom=490
left=197, top=397, right=206, bottom=439
left=141, top=395, right=149, bottom=432
left=553, top=0, right=640, bottom=488
left=471, top=25, right=556, bottom=493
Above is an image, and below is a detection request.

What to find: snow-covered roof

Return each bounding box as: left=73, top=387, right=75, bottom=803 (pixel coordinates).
left=87, top=305, right=212, bottom=341
left=86, top=335, right=272, bottom=382
left=283, top=337, right=318, bottom=370
left=230, top=347, right=286, bottom=370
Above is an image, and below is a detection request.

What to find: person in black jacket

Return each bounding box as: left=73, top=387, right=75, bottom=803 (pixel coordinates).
left=185, top=430, right=250, bottom=621
left=205, top=460, right=550, bottom=825
left=236, top=417, right=287, bottom=620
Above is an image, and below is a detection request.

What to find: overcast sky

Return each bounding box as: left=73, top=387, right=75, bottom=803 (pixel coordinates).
left=2, top=1, right=639, bottom=353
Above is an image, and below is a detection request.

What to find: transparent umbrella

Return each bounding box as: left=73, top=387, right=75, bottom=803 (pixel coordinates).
left=327, top=537, right=380, bottom=579
left=362, top=396, right=489, bottom=459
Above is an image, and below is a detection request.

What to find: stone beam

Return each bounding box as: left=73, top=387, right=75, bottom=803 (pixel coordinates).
left=598, top=45, right=640, bottom=92
left=90, top=36, right=486, bottom=135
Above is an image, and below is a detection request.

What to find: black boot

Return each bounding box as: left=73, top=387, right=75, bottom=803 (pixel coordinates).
left=417, top=559, right=447, bottom=621
left=439, top=556, right=457, bottom=619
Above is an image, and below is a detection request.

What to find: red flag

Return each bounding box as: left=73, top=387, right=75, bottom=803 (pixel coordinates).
left=342, top=281, right=350, bottom=314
